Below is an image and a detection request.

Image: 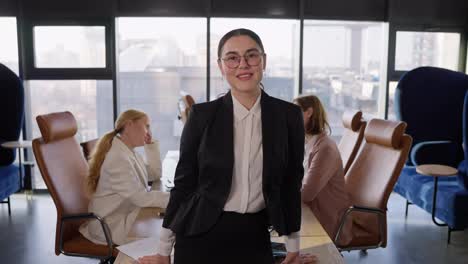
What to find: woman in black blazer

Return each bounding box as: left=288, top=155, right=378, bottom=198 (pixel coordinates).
left=139, top=28, right=312, bottom=264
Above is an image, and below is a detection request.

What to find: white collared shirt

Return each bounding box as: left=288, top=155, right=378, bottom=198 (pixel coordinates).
left=157, top=92, right=299, bottom=256
left=223, top=93, right=264, bottom=212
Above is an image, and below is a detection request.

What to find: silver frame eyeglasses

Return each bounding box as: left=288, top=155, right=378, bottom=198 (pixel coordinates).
left=220, top=51, right=265, bottom=69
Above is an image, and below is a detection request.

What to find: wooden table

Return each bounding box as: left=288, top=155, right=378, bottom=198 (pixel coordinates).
left=271, top=204, right=344, bottom=264
left=115, top=204, right=343, bottom=264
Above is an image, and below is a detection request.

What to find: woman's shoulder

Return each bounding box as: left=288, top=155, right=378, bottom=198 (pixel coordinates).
left=269, top=96, right=301, bottom=112
left=314, top=133, right=339, bottom=150
left=191, top=98, right=220, bottom=113
left=307, top=134, right=341, bottom=166
left=102, top=139, right=133, bottom=166
left=187, top=97, right=226, bottom=128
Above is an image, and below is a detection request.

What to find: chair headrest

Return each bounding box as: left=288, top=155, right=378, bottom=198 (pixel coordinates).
left=36, top=111, right=77, bottom=143
left=342, top=111, right=363, bottom=131
left=365, top=119, right=407, bottom=149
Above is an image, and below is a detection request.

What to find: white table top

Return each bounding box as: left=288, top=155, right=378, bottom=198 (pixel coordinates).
left=1, top=140, right=33, bottom=149
left=416, top=164, right=458, bottom=177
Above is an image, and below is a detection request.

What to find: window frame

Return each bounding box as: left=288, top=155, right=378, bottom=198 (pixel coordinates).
left=21, top=18, right=114, bottom=80
left=387, top=24, right=466, bottom=82
left=385, top=23, right=467, bottom=118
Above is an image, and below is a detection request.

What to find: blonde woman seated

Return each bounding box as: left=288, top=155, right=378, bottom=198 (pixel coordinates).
left=293, top=95, right=352, bottom=246
left=79, top=109, right=170, bottom=246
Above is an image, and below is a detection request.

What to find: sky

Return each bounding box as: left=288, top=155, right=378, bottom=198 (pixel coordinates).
left=0, top=18, right=18, bottom=61
left=2, top=16, right=461, bottom=71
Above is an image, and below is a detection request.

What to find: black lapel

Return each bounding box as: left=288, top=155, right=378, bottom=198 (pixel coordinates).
left=220, top=91, right=234, bottom=171
left=261, top=90, right=274, bottom=189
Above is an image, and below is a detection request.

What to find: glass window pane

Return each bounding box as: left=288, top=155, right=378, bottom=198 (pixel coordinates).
left=210, top=18, right=300, bottom=102
left=27, top=80, right=114, bottom=189
left=0, top=17, right=19, bottom=74
left=387, top=81, right=398, bottom=121
left=303, top=20, right=388, bottom=140
left=33, top=26, right=106, bottom=68
left=395, top=31, right=460, bottom=71
left=117, top=17, right=207, bottom=157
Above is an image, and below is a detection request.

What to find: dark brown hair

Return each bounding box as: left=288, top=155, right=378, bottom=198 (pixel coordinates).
left=217, top=28, right=265, bottom=58
left=294, top=95, right=331, bottom=135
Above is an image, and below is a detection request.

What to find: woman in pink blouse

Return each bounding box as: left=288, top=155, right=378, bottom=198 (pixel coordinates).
left=293, top=95, right=352, bottom=246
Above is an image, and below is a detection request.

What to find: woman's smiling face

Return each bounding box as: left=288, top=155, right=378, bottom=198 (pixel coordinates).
left=218, top=35, right=266, bottom=95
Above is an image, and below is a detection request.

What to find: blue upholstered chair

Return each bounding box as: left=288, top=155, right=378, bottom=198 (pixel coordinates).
left=393, top=67, right=468, bottom=243
left=0, top=63, right=24, bottom=215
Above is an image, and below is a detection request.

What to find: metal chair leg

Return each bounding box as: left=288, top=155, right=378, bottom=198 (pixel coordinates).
left=405, top=200, right=412, bottom=217
left=99, top=256, right=115, bottom=264
left=7, top=197, right=11, bottom=216
left=447, top=227, right=452, bottom=244
left=1, top=197, right=12, bottom=215
left=431, top=177, right=447, bottom=226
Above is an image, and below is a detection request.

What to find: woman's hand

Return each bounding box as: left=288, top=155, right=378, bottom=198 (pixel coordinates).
left=138, top=254, right=170, bottom=264
left=281, top=252, right=318, bottom=264
left=144, top=131, right=153, bottom=145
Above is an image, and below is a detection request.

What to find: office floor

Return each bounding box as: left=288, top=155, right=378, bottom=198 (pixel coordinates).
left=1, top=193, right=467, bottom=264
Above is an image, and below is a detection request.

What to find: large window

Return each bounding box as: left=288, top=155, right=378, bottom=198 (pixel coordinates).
left=27, top=80, right=113, bottom=189
left=303, top=20, right=388, bottom=139
left=210, top=18, right=300, bottom=102
left=0, top=17, right=19, bottom=74
left=387, top=31, right=462, bottom=121
left=27, top=23, right=112, bottom=190
left=117, top=17, right=207, bottom=156
left=33, top=26, right=106, bottom=68
left=395, top=31, right=460, bottom=71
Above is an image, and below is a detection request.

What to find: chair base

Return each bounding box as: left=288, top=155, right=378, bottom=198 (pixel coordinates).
left=99, top=256, right=115, bottom=264
left=338, top=244, right=381, bottom=252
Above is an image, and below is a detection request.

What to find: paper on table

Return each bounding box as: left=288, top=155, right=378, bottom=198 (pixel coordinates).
left=117, top=237, right=159, bottom=260
left=302, top=243, right=344, bottom=264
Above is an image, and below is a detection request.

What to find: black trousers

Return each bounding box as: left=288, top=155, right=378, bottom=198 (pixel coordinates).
left=174, top=210, right=274, bottom=264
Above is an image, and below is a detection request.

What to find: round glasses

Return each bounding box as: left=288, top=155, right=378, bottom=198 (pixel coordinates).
left=220, top=51, right=264, bottom=69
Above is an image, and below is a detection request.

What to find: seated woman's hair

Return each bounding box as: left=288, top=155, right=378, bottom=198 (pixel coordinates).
left=86, top=109, right=147, bottom=194
left=293, top=95, right=331, bottom=135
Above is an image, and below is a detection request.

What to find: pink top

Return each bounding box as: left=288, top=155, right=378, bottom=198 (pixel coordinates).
left=301, top=133, right=352, bottom=245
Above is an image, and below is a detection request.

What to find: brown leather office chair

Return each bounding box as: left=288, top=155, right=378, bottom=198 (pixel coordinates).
left=80, top=138, right=98, bottom=161
left=177, top=94, right=195, bottom=124
left=338, top=111, right=366, bottom=175
left=334, top=119, right=412, bottom=252
left=32, top=112, right=117, bottom=263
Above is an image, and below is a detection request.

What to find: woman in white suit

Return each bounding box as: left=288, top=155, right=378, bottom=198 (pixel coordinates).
left=79, top=109, right=170, bottom=246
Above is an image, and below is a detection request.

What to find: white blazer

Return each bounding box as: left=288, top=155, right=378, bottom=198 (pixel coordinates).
left=79, top=137, right=169, bottom=245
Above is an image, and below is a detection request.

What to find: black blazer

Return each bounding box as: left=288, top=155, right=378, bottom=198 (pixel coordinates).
left=163, top=90, right=305, bottom=237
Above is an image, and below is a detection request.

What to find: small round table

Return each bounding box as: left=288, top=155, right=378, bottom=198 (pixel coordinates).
left=1, top=140, right=33, bottom=191
left=416, top=164, right=458, bottom=226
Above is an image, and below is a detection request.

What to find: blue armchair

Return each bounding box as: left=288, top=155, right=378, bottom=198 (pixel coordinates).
left=0, top=63, right=25, bottom=215
left=393, top=67, right=468, bottom=243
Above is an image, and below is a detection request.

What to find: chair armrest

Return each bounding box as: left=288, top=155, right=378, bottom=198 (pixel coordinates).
left=59, top=213, right=114, bottom=259
left=334, top=205, right=385, bottom=248
left=411, top=141, right=463, bottom=167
